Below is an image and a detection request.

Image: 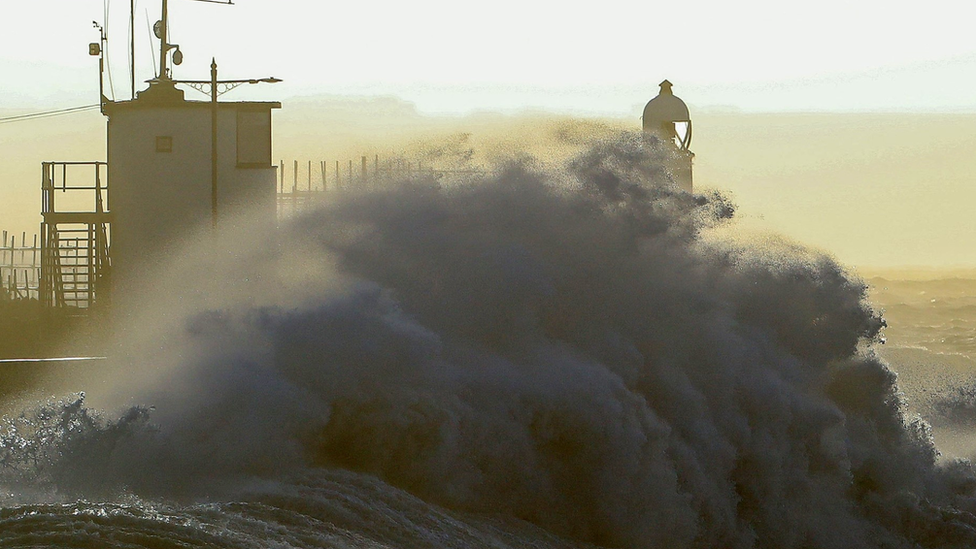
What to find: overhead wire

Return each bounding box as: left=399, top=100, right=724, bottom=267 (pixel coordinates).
left=0, top=105, right=101, bottom=125
left=145, top=8, right=157, bottom=76
left=2, top=2, right=234, bottom=127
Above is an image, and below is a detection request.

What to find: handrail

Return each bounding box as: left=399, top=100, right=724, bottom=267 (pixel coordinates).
left=41, top=162, right=110, bottom=216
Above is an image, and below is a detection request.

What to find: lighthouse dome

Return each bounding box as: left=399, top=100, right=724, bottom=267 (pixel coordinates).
left=642, top=80, right=690, bottom=129
left=642, top=79, right=693, bottom=153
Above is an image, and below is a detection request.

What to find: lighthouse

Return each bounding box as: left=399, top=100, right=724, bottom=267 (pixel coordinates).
left=642, top=80, right=694, bottom=193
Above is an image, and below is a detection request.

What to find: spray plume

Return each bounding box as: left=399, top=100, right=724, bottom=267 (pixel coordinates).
left=2, top=131, right=976, bottom=549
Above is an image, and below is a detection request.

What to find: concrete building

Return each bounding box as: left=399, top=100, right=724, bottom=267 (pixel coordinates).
left=104, top=78, right=279, bottom=278
left=39, top=3, right=280, bottom=309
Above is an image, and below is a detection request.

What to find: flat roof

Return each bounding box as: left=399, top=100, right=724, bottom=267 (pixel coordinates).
left=104, top=99, right=281, bottom=114
left=103, top=79, right=281, bottom=113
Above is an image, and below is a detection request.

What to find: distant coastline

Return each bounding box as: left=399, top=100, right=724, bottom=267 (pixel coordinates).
left=860, top=267, right=976, bottom=281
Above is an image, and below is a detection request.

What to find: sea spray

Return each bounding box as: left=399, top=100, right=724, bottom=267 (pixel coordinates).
left=1, top=132, right=975, bottom=548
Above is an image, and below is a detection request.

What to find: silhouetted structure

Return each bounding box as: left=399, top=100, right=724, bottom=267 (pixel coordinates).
left=1, top=231, right=40, bottom=300
left=39, top=162, right=111, bottom=309
left=642, top=80, right=694, bottom=192
left=39, top=1, right=281, bottom=309
left=275, top=155, right=489, bottom=215
left=105, top=72, right=280, bottom=284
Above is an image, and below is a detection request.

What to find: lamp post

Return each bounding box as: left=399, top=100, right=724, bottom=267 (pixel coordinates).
left=171, top=64, right=280, bottom=229
left=211, top=59, right=218, bottom=229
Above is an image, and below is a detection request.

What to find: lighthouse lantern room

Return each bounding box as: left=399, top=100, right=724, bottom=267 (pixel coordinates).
left=642, top=80, right=694, bottom=193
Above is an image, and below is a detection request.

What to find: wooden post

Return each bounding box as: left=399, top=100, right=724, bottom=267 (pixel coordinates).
left=307, top=160, right=312, bottom=192
left=2, top=232, right=7, bottom=294
left=38, top=224, right=45, bottom=307
left=361, top=156, right=367, bottom=188
left=279, top=160, right=284, bottom=193
left=293, top=160, right=298, bottom=193
left=321, top=161, right=327, bottom=192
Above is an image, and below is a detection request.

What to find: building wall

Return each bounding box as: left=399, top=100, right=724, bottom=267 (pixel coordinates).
left=107, top=102, right=277, bottom=280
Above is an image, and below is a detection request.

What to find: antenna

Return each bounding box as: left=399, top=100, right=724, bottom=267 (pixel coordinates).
left=90, top=21, right=109, bottom=112
left=157, top=0, right=168, bottom=79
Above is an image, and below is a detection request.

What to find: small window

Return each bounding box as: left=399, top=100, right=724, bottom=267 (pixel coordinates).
left=237, top=109, right=271, bottom=168
left=156, top=136, right=173, bottom=153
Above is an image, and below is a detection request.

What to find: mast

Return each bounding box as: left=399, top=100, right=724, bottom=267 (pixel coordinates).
left=158, top=0, right=169, bottom=80
left=91, top=22, right=108, bottom=112
left=130, top=0, right=135, bottom=97
left=153, top=0, right=234, bottom=83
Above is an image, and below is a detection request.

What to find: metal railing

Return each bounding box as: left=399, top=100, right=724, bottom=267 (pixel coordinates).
left=40, top=161, right=111, bottom=310
left=276, top=155, right=489, bottom=216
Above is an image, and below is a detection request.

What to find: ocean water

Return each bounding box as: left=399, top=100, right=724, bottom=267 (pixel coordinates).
left=870, top=276, right=976, bottom=460
left=0, top=469, right=592, bottom=548
left=2, top=133, right=976, bottom=548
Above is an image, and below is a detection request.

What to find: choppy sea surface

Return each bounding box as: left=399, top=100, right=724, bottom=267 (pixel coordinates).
left=869, top=275, right=976, bottom=459
left=0, top=470, right=591, bottom=548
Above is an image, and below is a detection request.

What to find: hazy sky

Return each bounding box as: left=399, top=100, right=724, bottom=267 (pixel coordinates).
left=3, top=0, right=976, bottom=114
left=2, top=1, right=975, bottom=268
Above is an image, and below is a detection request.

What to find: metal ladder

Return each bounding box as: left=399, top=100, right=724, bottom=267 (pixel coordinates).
left=39, top=162, right=111, bottom=310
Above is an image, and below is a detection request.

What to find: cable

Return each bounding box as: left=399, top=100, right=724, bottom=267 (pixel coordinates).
left=104, top=0, right=116, bottom=100
left=145, top=8, right=157, bottom=76
left=129, top=0, right=136, bottom=99
left=0, top=105, right=100, bottom=125
left=0, top=105, right=99, bottom=124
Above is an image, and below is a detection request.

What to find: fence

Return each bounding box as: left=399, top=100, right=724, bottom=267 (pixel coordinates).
left=1, top=230, right=98, bottom=304
left=276, top=155, right=488, bottom=215
left=1, top=230, right=40, bottom=301
left=3, top=155, right=487, bottom=301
